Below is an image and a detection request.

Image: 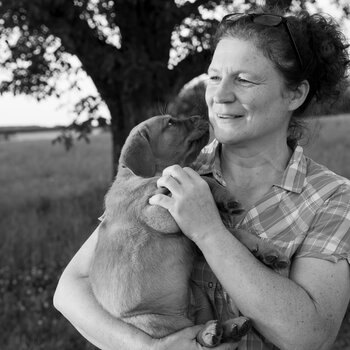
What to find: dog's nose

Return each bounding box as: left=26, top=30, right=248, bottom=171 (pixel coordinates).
left=189, top=115, right=210, bottom=133
left=189, top=115, right=203, bottom=122
left=188, top=115, right=209, bottom=126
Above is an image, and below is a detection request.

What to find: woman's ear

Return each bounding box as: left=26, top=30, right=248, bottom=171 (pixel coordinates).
left=287, top=80, right=310, bottom=112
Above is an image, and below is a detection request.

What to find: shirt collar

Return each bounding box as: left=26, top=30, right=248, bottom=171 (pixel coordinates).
left=274, top=144, right=307, bottom=193
left=191, top=139, right=226, bottom=185
left=192, top=139, right=307, bottom=193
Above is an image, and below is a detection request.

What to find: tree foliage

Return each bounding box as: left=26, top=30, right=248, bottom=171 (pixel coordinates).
left=0, top=0, right=349, bottom=173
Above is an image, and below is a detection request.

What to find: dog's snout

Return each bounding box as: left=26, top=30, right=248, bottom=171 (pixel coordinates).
left=188, top=114, right=207, bottom=123
left=186, top=117, right=210, bottom=145
left=187, top=115, right=209, bottom=130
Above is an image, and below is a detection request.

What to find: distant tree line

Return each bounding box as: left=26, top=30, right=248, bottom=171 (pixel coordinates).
left=1, top=0, right=349, bottom=173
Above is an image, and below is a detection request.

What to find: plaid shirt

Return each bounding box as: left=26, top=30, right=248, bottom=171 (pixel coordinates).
left=190, top=139, right=350, bottom=350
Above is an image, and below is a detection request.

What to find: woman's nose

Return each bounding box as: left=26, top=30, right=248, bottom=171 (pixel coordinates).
left=213, top=80, right=236, bottom=104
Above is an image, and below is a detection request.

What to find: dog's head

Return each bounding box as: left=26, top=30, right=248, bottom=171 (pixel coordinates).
left=119, top=115, right=210, bottom=178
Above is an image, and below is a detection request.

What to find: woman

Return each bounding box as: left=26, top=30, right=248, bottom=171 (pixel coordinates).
left=54, top=7, right=350, bottom=350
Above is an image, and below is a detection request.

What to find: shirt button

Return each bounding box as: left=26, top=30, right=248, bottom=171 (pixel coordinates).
left=208, top=282, right=213, bottom=288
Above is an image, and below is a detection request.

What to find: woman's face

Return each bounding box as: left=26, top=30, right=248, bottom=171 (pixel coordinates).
left=206, top=37, right=293, bottom=148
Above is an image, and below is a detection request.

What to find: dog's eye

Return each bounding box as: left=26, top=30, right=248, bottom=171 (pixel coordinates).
left=168, top=120, right=176, bottom=127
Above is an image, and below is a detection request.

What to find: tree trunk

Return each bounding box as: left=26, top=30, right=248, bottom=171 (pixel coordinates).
left=106, top=94, right=160, bottom=177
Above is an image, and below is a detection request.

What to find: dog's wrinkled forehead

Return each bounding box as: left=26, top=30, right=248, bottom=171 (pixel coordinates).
left=142, top=114, right=179, bottom=132
left=138, top=114, right=207, bottom=138
left=144, top=115, right=173, bottom=134
left=131, top=115, right=168, bottom=138
left=120, top=114, right=209, bottom=178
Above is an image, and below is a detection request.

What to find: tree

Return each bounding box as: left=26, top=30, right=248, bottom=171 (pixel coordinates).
left=0, top=0, right=349, bottom=174
left=0, top=0, right=218, bottom=174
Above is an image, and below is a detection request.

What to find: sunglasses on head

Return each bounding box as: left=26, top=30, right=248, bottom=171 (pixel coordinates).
left=221, top=13, right=304, bottom=71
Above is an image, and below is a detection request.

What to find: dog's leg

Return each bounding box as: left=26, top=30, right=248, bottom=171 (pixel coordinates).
left=202, top=176, right=290, bottom=270
left=196, top=320, right=223, bottom=348
left=196, top=316, right=252, bottom=347
left=202, top=176, right=244, bottom=219
left=221, top=316, right=252, bottom=343
left=233, top=229, right=290, bottom=270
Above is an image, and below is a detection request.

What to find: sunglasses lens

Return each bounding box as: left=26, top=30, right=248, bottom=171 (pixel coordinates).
left=220, top=13, right=304, bottom=70
left=253, top=15, right=282, bottom=26
left=222, top=13, right=245, bottom=22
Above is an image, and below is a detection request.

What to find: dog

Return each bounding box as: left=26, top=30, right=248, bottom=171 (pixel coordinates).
left=90, top=115, right=289, bottom=347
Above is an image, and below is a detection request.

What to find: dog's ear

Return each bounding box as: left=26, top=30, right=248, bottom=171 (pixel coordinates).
left=119, top=130, right=156, bottom=178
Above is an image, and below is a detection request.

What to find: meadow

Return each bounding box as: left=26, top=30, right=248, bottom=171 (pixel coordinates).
left=0, top=115, right=349, bottom=349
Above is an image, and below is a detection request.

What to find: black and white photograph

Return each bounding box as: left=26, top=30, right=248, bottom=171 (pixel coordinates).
left=1, top=1, right=350, bottom=349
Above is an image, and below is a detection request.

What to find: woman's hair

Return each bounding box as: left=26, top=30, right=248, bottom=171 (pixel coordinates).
left=213, top=6, right=350, bottom=142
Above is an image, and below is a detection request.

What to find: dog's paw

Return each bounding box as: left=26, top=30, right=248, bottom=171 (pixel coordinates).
left=234, top=229, right=290, bottom=270
left=222, top=316, right=252, bottom=342
left=251, top=242, right=290, bottom=270
left=196, top=320, right=223, bottom=348
left=217, top=201, right=244, bottom=228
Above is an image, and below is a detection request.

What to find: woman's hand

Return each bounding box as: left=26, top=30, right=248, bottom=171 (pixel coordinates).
left=149, top=165, right=226, bottom=243
left=151, top=325, right=239, bottom=350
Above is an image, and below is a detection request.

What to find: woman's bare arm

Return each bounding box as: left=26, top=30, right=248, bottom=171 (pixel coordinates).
left=198, top=227, right=350, bottom=350
left=149, top=165, right=350, bottom=350
left=53, top=225, right=236, bottom=350
left=53, top=225, right=154, bottom=350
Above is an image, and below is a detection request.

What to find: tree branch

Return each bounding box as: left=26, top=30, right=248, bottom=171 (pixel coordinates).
left=170, top=49, right=212, bottom=94
left=37, top=4, right=123, bottom=97
left=178, top=0, right=224, bottom=21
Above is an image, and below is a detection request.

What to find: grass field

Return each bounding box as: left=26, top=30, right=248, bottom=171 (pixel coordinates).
left=1, top=115, right=349, bottom=349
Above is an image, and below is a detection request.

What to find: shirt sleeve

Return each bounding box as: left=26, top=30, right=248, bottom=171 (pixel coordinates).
left=294, top=183, right=350, bottom=264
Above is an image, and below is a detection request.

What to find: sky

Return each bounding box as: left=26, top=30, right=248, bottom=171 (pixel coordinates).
left=0, top=0, right=349, bottom=128
left=0, top=94, right=78, bottom=127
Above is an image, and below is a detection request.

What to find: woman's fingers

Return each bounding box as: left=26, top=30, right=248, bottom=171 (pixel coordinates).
left=149, top=164, right=223, bottom=242
left=213, top=342, right=240, bottom=350
left=153, top=164, right=200, bottom=201
left=148, top=192, right=172, bottom=209
left=162, top=164, right=193, bottom=183
left=153, top=325, right=207, bottom=350
left=156, top=174, right=181, bottom=194
left=161, top=165, right=209, bottom=193
left=177, top=324, right=204, bottom=339
left=183, top=166, right=200, bottom=177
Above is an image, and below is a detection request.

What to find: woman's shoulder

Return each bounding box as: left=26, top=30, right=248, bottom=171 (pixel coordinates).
left=304, top=155, right=350, bottom=200
left=291, top=155, right=350, bottom=264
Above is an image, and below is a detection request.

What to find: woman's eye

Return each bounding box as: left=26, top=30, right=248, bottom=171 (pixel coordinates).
left=236, top=76, right=255, bottom=85
left=237, top=77, right=250, bottom=83
left=208, top=75, right=221, bottom=83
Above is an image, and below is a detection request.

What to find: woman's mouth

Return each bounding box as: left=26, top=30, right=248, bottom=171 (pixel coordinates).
left=217, top=114, right=245, bottom=119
